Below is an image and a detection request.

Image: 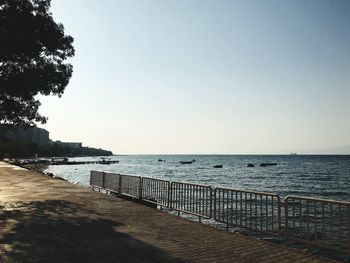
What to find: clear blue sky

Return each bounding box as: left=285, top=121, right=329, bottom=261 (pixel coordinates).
left=38, top=0, right=350, bottom=154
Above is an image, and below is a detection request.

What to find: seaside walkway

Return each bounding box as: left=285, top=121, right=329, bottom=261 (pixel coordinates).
left=0, top=162, right=337, bottom=262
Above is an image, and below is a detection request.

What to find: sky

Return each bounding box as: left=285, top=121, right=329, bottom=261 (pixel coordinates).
left=37, top=0, right=350, bottom=154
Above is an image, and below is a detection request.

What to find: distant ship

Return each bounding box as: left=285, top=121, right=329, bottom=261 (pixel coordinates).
left=290, top=153, right=297, bottom=156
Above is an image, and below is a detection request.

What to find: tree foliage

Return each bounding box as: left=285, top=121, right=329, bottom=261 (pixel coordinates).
left=0, top=0, right=74, bottom=126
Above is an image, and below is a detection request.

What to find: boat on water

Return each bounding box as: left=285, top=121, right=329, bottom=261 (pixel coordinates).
left=51, top=157, right=69, bottom=163
left=98, top=157, right=119, bottom=165
left=179, top=159, right=196, bottom=164
left=246, top=163, right=254, bottom=167
left=259, top=162, right=277, bottom=167
left=213, top=164, right=223, bottom=168
left=158, top=158, right=166, bottom=162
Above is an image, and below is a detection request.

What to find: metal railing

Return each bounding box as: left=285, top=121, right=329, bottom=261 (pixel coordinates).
left=284, top=195, right=350, bottom=253
left=119, top=174, right=142, bottom=198
left=170, top=182, right=212, bottom=219
left=104, top=172, right=121, bottom=193
left=90, top=170, right=350, bottom=254
left=141, top=177, right=170, bottom=207
left=214, top=188, right=281, bottom=234
left=90, top=171, right=104, bottom=189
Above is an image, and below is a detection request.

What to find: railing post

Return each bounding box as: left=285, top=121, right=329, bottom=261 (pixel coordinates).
left=284, top=197, right=289, bottom=236
left=102, top=172, right=106, bottom=189
left=213, top=188, right=217, bottom=222
left=118, top=174, right=122, bottom=194
left=169, top=182, right=173, bottom=210
left=139, top=176, right=143, bottom=200
left=209, top=187, right=213, bottom=218
left=277, top=195, right=282, bottom=234
left=167, top=181, right=171, bottom=208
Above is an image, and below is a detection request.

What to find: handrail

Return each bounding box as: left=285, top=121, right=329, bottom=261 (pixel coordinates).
left=119, top=174, right=142, bottom=198
left=170, top=181, right=212, bottom=218
left=214, top=187, right=281, bottom=234
left=104, top=172, right=122, bottom=193
left=90, top=170, right=104, bottom=188
left=215, top=186, right=277, bottom=197
left=284, top=195, right=350, bottom=253
left=141, top=177, right=170, bottom=207
left=284, top=195, right=350, bottom=205
left=90, top=170, right=350, bottom=254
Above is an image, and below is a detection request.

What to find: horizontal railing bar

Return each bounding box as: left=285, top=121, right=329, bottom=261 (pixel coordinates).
left=91, top=185, right=103, bottom=189
left=141, top=176, right=170, bottom=183
left=171, top=181, right=211, bottom=188
left=105, top=188, right=119, bottom=193
left=171, top=208, right=211, bottom=219
left=215, top=186, right=278, bottom=197
left=284, top=195, right=350, bottom=205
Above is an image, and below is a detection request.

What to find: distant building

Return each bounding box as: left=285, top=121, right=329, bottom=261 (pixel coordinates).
left=55, top=141, right=82, bottom=149
left=0, top=126, right=50, bottom=146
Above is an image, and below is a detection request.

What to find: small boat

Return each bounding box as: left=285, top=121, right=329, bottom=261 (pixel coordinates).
left=213, top=165, right=223, bottom=168
left=259, top=162, right=277, bottom=167
left=179, top=159, right=196, bottom=164
left=51, top=157, right=68, bottom=162
left=158, top=158, right=166, bottom=162
left=246, top=163, right=254, bottom=167
left=99, top=158, right=111, bottom=164
left=180, top=161, right=193, bottom=164
left=49, top=157, right=69, bottom=165
left=98, top=157, right=119, bottom=165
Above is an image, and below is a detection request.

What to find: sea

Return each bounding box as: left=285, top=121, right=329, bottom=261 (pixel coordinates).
left=44, top=155, right=350, bottom=201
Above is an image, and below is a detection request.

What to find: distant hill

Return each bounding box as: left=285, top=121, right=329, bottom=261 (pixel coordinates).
left=0, top=138, right=113, bottom=158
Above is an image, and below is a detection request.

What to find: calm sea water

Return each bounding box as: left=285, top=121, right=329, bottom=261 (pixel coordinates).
left=45, top=155, right=350, bottom=201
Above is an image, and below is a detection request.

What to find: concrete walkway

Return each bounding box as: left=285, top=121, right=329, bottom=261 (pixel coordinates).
left=0, top=162, right=337, bottom=262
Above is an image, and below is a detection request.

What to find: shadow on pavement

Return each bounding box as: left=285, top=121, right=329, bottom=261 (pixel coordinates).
left=0, top=200, right=186, bottom=263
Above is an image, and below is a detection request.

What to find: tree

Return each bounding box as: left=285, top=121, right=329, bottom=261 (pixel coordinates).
left=0, top=0, right=74, bottom=126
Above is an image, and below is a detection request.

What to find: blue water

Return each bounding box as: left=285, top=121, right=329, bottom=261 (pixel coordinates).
left=45, top=155, right=350, bottom=201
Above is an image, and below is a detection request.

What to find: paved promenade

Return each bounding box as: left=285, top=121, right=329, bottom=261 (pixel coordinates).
left=0, top=162, right=337, bottom=262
